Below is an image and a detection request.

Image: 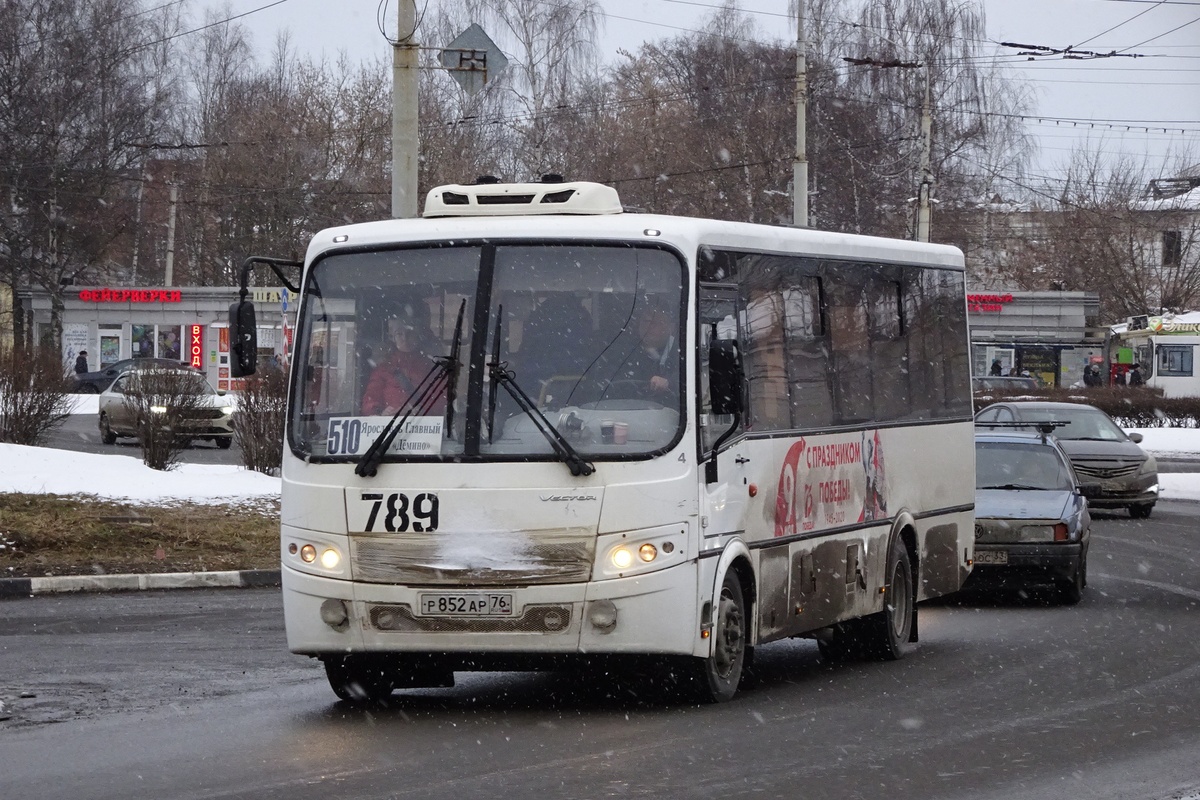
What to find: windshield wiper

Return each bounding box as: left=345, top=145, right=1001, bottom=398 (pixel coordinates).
left=980, top=483, right=1048, bottom=491
left=487, top=327, right=594, bottom=477
left=354, top=302, right=466, bottom=478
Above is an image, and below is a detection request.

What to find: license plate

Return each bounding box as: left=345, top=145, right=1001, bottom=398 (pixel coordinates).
left=974, top=550, right=1009, bottom=566
left=418, top=592, right=513, bottom=617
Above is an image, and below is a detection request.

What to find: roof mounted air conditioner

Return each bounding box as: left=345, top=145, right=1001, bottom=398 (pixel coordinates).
left=423, top=181, right=623, bottom=217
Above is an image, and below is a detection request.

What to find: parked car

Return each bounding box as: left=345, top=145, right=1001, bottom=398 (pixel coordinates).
left=73, top=357, right=185, bottom=394
left=972, top=427, right=1091, bottom=603
left=973, top=375, right=1040, bottom=393
left=975, top=400, right=1158, bottom=518
left=98, top=366, right=235, bottom=448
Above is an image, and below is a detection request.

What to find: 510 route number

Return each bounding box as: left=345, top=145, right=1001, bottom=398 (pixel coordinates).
left=359, top=492, right=438, bottom=532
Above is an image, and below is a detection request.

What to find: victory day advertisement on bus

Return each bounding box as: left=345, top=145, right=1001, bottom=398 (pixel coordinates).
left=774, top=430, right=887, bottom=536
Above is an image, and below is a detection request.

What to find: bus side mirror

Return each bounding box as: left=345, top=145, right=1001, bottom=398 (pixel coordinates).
left=229, top=300, right=258, bottom=378
left=708, top=338, right=744, bottom=416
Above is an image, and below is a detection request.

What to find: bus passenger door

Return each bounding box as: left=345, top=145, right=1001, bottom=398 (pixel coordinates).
left=698, top=287, right=749, bottom=547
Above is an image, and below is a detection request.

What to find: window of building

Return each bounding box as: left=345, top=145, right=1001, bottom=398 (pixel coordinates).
left=1163, top=231, right=1182, bottom=268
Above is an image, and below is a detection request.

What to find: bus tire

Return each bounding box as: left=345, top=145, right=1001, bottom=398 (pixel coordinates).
left=863, top=537, right=916, bottom=661
left=691, top=569, right=747, bottom=703
left=322, top=655, right=395, bottom=704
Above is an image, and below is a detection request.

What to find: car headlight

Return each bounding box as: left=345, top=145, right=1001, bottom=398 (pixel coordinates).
left=150, top=405, right=168, bottom=414
left=1139, top=455, right=1157, bottom=476
left=220, top=405, right=234, bottom=415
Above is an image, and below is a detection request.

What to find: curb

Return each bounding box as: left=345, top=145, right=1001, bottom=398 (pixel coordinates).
left=0, top=568, right=280, bottom=599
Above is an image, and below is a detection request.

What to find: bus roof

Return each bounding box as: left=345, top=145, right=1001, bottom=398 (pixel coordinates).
left=307, top=181, right=965, bottom=271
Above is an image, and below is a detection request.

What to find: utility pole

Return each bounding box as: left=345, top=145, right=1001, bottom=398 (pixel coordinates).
left=392, top=0, right=419, bottom=219
left=164, top=184, right=177, bottom=287
left=916, top=70, right=933, bottom=243
left=843, top=54, right=933, bottom=242
left=793, top=0, right=809, bottom=228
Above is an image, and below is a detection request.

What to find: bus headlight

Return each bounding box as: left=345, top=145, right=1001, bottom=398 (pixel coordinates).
left=300, top=544, right=317, bottom=563
left=612, top=548, right=634, bottom=569
left=320, top=548, right=341, bottom=569
left=595, top=526, right=688, bottom=580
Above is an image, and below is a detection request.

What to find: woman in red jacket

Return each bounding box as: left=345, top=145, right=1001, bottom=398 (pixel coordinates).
left=361, top=313, right=442, bottom=416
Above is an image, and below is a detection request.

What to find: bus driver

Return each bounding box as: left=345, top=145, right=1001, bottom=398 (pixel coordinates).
left=362, top=306, right=440, bottom=416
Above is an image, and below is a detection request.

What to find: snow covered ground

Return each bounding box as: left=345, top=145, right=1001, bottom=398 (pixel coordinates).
left=0, top=395, right=1196, bottom=505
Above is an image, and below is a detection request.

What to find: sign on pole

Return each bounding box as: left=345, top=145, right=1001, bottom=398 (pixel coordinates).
left=441, top=23, right=508, bottom=97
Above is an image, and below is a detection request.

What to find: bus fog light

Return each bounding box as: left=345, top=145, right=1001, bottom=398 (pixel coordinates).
left=588, top=600, right=618, bottom=633
left=612, top=547, right=633, bottom=569
left=300, top=544, right=317, bottom=563
left=320, top=598, right=349, bottom=630
left=638, top=543, right=657, bottom=562
left=320, top=548, right=340, bottom=569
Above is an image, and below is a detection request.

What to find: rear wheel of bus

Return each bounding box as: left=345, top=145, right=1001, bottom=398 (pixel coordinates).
left=691, top=569, right=748, bottom=703
left=818, top=536, right=915, bottom=662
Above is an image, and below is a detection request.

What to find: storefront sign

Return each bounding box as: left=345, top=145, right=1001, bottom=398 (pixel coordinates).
left=966, top=293, right=1014, bottom=313
left=1152, top=317, right=1200, bottom=334
left=188, top=324, right=204, bottom=369
left=253, top=288, right=286, bottom=303
left=79, top=288, right=182, bottom=303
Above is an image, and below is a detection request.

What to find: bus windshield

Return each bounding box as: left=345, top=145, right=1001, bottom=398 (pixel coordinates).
left=290, top=242, right=686, bottom=464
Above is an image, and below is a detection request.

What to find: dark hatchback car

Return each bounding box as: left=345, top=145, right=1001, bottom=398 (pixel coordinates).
left=73, top=357, right=184, bottom=394
left=972, top=428, right=1091, bottom=603
left=975, top=401, right=1158, bottom=518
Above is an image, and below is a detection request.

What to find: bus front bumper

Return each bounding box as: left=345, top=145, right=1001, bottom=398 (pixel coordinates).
left=282, top=560, right=704, bottom=660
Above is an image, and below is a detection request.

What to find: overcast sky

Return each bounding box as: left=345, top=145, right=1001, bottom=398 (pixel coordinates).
left=216, top=0, right=1199, bottom=179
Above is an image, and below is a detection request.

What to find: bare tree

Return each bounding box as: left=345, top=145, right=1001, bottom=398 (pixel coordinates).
left=120, top=367, right=210, bottom=471
left=456, top=0, right=604, bottom=179
left=997, top=146, right=1200, bottom=320
left=0, top=0, right=177, bottom=348
left=0, top=344, right=72, bottom=445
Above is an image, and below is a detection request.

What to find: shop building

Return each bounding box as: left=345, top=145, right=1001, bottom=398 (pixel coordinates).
left=967, top=290, right=1103, bottom=388
left=19, top=285, right=293, bottom=392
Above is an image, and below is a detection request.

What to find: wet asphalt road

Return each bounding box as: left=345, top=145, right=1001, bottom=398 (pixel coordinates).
left=2, top=502, right=1200, bottom=799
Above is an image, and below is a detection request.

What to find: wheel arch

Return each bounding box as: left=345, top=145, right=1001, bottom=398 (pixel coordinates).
left=708, top=539, right=756, bottom=646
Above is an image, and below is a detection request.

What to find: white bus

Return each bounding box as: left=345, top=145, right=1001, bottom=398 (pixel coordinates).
left=230, top=179, right=976, bottom=703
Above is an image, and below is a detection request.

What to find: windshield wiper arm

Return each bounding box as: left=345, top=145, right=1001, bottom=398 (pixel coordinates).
left=354, top=364, right=449, bottom=478
left=487, top=358, right=594, bottom=477
left=356, top=301, right=467, bottom=477
left=443, top=299, right=466, bottom=439
left=487, top=303, right=503, bottom=444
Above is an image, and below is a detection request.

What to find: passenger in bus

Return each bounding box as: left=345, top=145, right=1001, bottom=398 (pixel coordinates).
left=362, top=306, right=442, bottom=416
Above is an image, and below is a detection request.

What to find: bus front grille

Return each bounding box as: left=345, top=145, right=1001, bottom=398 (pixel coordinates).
left=368, top=603, right=573, bottom=634
left=350, top=531, right=596, bottom=585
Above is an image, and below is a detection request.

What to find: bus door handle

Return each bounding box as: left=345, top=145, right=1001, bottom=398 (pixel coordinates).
left=735, top=456, right=750, bottom=465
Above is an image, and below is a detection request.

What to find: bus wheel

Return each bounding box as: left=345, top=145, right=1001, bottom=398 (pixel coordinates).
left=322, top=655, right=395, bottom=704
left=692, top=570, right=747, bottom=703
left=864, top=538, right=915, bottom=661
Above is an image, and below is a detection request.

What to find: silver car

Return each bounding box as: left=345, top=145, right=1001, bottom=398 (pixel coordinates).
left=98, top=367, right=235, bottom=449
left=975, top=401, right=1158, bottom=518
left=972, top=428, right=1091, bottom=604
